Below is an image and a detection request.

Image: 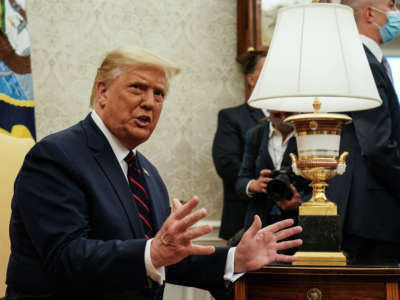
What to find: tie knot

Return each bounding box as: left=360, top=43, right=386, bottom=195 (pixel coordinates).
left=124, top=151, right=136, bottom=164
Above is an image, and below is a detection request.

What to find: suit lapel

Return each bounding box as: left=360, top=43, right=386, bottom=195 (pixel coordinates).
left=83, top=116, right=145, bottom=238
left=260, top=125, right=275, bottom=170
left=282, top=136, right=297, bottom=166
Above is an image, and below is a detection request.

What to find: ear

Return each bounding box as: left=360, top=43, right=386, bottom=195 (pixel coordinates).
left=363, top=6, right=375, bottom=23
left=95, top=82, right=108, bottom=107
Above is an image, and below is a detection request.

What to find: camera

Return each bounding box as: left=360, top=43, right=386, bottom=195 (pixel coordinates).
left=266, top=167, right=296, bottom=202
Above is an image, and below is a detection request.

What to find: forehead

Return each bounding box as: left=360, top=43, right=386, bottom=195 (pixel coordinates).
left=118, top=65, right=167, bottom=88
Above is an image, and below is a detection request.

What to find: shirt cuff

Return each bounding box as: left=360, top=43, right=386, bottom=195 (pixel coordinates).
left=224, top=247, right=245, bottom=282
left=145, top=238, right=165, bottom=285
left=246, top=180, right=256, bottom=198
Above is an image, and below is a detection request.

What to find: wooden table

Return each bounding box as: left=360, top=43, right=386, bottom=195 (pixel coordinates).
left=234, top=265, right=400, bottom=300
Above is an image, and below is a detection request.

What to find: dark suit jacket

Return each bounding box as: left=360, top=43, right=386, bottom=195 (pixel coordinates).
left=236, top=123, right=310, bottom=231
left=212, top=103, right=264, bottom=240
left=5, top=115, right=229, bottom=300
left=327, top=46, right=400, bottom=243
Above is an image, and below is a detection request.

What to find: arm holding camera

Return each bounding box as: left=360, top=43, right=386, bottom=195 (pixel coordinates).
left=248, top=169, right=272, bottom=194
left=249, top=170, right=301, bottom=211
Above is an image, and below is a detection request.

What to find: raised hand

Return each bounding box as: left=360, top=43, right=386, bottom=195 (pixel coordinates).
left=234, top=216, right=302, bottom=273
left=150, top=196, right=215, bottom=268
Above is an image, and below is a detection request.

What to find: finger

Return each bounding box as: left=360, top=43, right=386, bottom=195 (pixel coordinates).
left=184, top=224, right=213, bottom=241
left=264, top=218, right=295, bottom=233
left=174, top=196, right=200, bottom=220
left=244, top=215, right=262, bottom=239
left=275, top=225, right=303, bottom=241
left=260, top=169, right=271, bottom=176
left=276, top=238, right=303, bottom=251
left=274, top=253, right=297, bottom=263
left=188, top=244, right=216, bottom=256
left=172, top=198, right=182, bottom=212
left=175, top=208, right=208, bottom=232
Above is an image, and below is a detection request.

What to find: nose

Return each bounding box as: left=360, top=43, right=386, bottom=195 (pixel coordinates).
left=141, top=89, right=156, bottom=109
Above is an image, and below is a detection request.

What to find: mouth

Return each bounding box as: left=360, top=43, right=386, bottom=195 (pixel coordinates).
left=135, top=115, right=151, bottom=127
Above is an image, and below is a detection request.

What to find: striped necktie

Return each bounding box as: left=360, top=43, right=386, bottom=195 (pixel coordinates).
left=124, top=151, right=154, bottom=239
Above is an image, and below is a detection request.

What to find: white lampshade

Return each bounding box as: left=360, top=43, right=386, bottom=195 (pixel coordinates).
left=248, top=3, right=382, bottom=113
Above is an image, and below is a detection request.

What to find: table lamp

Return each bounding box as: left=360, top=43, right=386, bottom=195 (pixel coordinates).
left=248, top=1, right=382, bottom=265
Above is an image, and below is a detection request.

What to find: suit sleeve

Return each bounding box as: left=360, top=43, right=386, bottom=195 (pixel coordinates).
left=13, top=140, right=150, bottom=290
left=351, top=63, right=400, bottom=199
left=212, top=110, right=244, bottom=185
left=166, top=247, right=230, bottom=291
left=235, top=126, right=260, bottom=199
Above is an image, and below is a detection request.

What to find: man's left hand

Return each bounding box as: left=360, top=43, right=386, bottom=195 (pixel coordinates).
left=233, top=216, right=302, bottom=273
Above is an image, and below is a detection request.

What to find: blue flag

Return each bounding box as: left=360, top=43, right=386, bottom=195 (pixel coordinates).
left=0, top=0, right=35, bottom=139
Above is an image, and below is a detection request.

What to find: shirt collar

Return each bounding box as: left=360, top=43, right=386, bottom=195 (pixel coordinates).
left=91, top=110, right=136, bottom=163
left=360, top=34, right=383, bottom=62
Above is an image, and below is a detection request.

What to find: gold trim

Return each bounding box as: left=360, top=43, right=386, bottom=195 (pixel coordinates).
left=299, top=202, right=337, bottom=216
left=0, top=94, right=35, bottom=108
left=299, top=150, right=338, bottom=156
left=292, top=251, right=347, bottom=266
left=296, top=130, right=340, bottom=136
left=285, top=113, right=352, bottom=122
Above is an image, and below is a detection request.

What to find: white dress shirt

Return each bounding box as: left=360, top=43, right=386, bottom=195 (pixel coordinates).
left=91, top=111, right=242, bottom=284
left=360, top=34, right=383, bottom=62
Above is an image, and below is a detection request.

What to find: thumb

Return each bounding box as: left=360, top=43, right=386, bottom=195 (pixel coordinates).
left=246, top=215, right=262, bottom=238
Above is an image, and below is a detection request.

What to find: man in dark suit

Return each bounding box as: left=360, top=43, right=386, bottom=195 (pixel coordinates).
left=4, top=46, right=302, bottom=300
left=212, top=52, right=267, bottom=241
left=236, top=111, right=310, bottom=255
left=327, top=0, right=400, bottom=264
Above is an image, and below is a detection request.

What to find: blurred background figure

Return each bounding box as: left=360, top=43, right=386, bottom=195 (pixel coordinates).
left=212, top=52, right=268, bottom=242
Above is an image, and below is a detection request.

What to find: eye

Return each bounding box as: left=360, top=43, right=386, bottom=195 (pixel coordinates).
left=154, top=89, right=165, bottom=102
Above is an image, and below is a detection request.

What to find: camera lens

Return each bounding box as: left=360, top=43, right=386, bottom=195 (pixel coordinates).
left=267, top=174, right=293, bottom=202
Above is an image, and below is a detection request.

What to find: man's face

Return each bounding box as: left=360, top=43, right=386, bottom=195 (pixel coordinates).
left=268, top=110, right=296, bottom=135
left=95, top=65, right=167, bottom=149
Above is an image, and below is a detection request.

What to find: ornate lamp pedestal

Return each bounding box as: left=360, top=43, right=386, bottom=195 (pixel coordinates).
left=285, top=111, right=351, bottom=266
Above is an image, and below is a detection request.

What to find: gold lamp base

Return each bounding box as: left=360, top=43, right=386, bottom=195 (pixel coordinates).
left=293, top=251, right=347, bottom=266
left=284, top=108, right=351, bottom=267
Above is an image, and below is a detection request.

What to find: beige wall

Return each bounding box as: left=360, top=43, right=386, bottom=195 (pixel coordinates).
left=27, top=0, right=244, bottom=220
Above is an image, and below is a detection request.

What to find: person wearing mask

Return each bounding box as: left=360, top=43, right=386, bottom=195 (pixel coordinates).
left=327, top=0, right=400, bottom=264
left=212, top=52, right=268, bottom=241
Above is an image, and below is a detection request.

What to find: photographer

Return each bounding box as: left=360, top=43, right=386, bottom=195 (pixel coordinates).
left=235, top=110, right=310, bottom=253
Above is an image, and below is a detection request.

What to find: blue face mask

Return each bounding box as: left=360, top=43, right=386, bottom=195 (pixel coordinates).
left=372, top=7, right=400, bottom=44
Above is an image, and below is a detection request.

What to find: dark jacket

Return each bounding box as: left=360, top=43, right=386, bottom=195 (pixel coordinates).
left=212, top=103, right=264, bottom=239
left=5, top=115, right=229, bottom=300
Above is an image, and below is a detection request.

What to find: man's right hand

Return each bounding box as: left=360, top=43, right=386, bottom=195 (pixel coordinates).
left=150, top=196, right=215, bottom=268
left=249, top=169, right=272, bottom=194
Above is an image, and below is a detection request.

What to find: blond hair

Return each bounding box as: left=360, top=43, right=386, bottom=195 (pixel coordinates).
left=89, top=46, right=180, bottom=107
